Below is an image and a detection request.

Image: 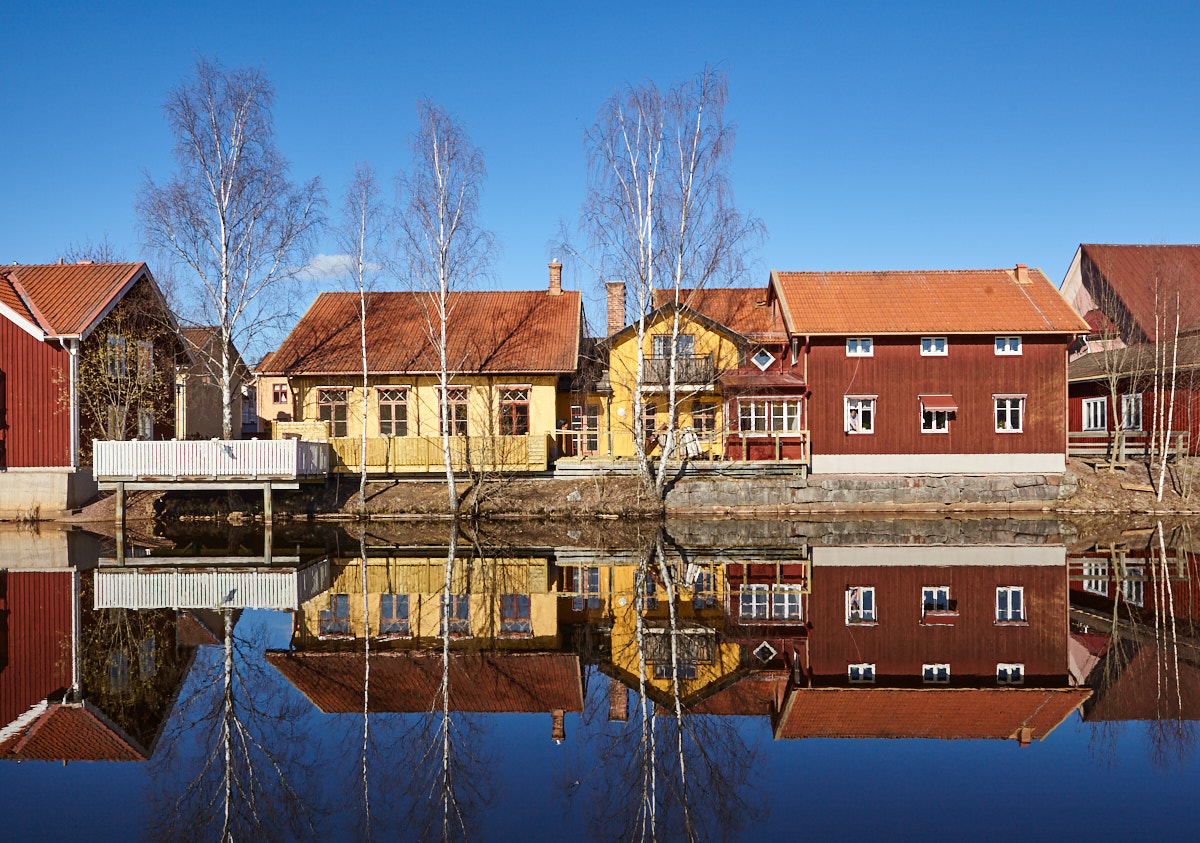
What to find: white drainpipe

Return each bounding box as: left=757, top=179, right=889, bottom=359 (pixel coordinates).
left=67, top=339, right=80, bottom=468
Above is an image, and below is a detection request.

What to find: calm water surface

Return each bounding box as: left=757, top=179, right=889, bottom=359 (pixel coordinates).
left=1, top=517, right=1196, bottom=841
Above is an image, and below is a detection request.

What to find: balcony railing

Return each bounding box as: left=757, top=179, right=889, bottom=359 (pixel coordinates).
left=93, top=438, right=329, bottom=482
left=643, top=353, right=716, bottom=385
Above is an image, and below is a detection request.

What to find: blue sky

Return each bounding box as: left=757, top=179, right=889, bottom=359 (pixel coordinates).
left=4, top=1, right=1199, bottom=323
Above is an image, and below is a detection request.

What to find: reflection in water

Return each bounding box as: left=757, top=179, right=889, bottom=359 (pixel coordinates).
left=4, top=517, right=1200, bottom=838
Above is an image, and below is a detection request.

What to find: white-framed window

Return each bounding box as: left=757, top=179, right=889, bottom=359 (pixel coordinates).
left=922, top=663, right=950, bottom=684
left=740, top=584, right=770, bottom=620
left=772, top=586, right=804, bottom=621
left=1121, top=394, right=1143, bottom=431
left=1083, top=396, right=1107, bottom=432
left=922, top=586, right=951, bottom=612
left=921, top=336, right=947, bottom=356
left=377, top=387, right=408, bottom=436
left=846, top=586, right=876, bottom=624
left=922, top=408, right=950, bottom=433
left=751, top=348, right=775, bottom=371
left=848, top=663, right=876, bottom=684
left=995, top=396, right=1024, bottom=432
left=738, top=584, right=804, bottom=622
left=846, top=337, right=873, bottom=357
left=996, top=586, right=1025, bottom=622
left=1122, top=566, right=1144, bottom=607
left=1083, top=562, right=1108, bottom=596
left=995, top=336, right=1022, bottom=355
left=997, top=663, right=1025, bottom=685
left=652, top=333, right=695, bottom=358
left=739, top=399, right=804, bottom=433
left=845, top=396, right=875, bottom=434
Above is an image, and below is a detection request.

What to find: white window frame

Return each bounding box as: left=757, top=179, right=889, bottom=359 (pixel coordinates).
left=739, top=584, right=804, bottom=622
left=995, top=395, right=1024, bottom=433
left=922, top=586, right=951, bottom=613
left=1122, top=566, right=1144, bottom=607
left=1083, top=396, right=1107, bottom=432
left=996, top=663, right=1025, bottom=685
left=922, top=663, right=951, bottom=684
left=920, top=336, right=947, bottom=356
left=996, top=586, right=1025, bottom=622
left=751, top=348, right=775, bottom=371
left=772, top=585, right=804, bottom=622
left=739, top=584, right=770, bottom=620
left=1082, top=561, right=1108, bottom=596
left=846, top=586, right=876, bottom=624
left=922, top=408, right=950, bottom=433
left=845, top=396, right=876, bottom=434
left=377, top=386, right=409, bottom=437
left=846, top=337, right=873, bottom=357
left=995, top=336, right=1022, bottom=355
left=848, top=663, right=876, bottom=684
left=1121, top=393, right=1143, bottom=431
left=739, top=398, right=804, bottom=434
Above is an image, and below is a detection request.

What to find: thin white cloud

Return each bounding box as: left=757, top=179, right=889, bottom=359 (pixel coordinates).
left=296, top=253, right=383, bottom=281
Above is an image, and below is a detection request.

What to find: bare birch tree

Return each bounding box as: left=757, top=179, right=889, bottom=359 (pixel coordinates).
left=395, top=100, right=494, bottom=514
left=336, top=163, right=388, bottom=510
left=138, top=56, right=324, bottom=439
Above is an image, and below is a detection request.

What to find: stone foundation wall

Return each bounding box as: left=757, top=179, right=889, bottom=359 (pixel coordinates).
left=665, top=473, right=1075, bottom=512
left=0, top=468, right=97, bottom=518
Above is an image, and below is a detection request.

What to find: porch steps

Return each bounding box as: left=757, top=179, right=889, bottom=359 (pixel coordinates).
left=552, top=459, right=807, bottom=480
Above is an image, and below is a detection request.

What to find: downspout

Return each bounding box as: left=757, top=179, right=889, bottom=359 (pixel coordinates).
left=67, top=339, right=80, bottom=469
left=70, top=568, right=81, bottom=702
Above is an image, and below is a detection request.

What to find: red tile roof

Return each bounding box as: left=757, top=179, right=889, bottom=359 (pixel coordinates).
left=687, top=673, right=788, bottom=717
left=262, top=290, right=582, bottom=375
left=1084, top=646, right=1200, bottom=722
left=1080, top=244, right=1200, bottom=342
left=653, top=288, right=787, bottom=341
left=770, top=268, right=1089, bottom=335
left=0, top=702, right=148, bottom=762
left=0, top=262, right=148, bottom=338
left=772, top=687, right=1090, bottom=740
left=265, top=650, right=585, bottom=714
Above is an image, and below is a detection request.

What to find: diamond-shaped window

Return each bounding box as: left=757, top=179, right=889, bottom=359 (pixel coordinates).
left=751, top=349, right=774, bottom=371
left=753, top=641, right=778, bottom=663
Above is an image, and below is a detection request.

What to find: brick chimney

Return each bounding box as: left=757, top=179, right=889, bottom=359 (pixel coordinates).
left=551, top=708, right=566, bottom=743
left=608, top=677, right=629, bottom=722
left=606, top=281, right=626, bottom=336
left=1015, top=263, right=1030, bottom=284
left=548, top=260, right=563, bottom=296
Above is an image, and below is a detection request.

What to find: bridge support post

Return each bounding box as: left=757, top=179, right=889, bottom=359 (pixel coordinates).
left=115, top=481, right=125, bottom=563
left=263, top=481, right=273, bottom=524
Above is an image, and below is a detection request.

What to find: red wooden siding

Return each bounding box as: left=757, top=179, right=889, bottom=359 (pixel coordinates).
left=806, top=564, right=1068, bottom=682
left=1068, top=382, right=1200, bottom=445
left=803, top=334, right=1070, bottom=457
left=0, top=319, right=70, bottom=468
left=0, top=571, right=73, bottom=727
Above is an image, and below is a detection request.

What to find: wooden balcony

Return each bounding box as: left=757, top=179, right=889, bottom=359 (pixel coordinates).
left=643, top=353, right=716, bottom=385
left=93, top=438, right=330, bottom=487
left=93, top=556, right=331, bottom=611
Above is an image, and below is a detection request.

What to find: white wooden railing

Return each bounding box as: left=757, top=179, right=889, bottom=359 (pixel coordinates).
left=93, top=557, right=331, bottom=610
left=93, top=438, right=330, bottom=481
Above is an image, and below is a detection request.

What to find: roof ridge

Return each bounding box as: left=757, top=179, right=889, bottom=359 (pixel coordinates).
left=775, top=268, right=1029, bottom=276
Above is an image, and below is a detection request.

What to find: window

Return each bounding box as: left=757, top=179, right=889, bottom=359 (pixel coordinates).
left=242, top=387, right=257, bottom=428
left=740, top=584, right=769, bottom=620
left=739, top=399, right=804, bottom=433
left=107, top=334, right=127, bottom=379
left=642, top=401, right=658, bottom=444
left=923, top=663, right=951, bottom=684
left=1083, top=562, right=1108, bottom=596
left=501, top=594, right=532, bottom=634
left=922, top=408, right=950, bottom=433
left=846, top=337, right=873, bottom=356
left=139, top=637, right=157, bottom=679
left=652, top=333, right=695, bottom=358
left=1122, top=566, right=1144, bottom=607
left=845, top=397, right=875, bottom=434
left=995, top=396, right=1024, bottom=432
left=691, top=401, right=717, bottom=433
left=922, top=586, right=951, bottom=612
left=137, top=405, right=154, bottom=441
left=499, top=388, right=530, bottom=435
left=737, top=584, right=803, bottom=622
left=378, top=388, right=408, bottom=436
left=379, top=594, right=409, bottom=635
left=318, top=388, right=349, bottom=437
left=1121, top=394, right=1143, bottom=431
left=996, top=586, right=1025, bottom=622
left=848, top=663, right=876, bottom=684
left=642, top=578, right=658, bottom=611
left=319, top=594, right=351, bottom=635
left=106, top=404, right=128, bottom=439
left=772, top=586, right=804, bottom=621
left=137, top=340, right=154, bottom=381
left=440, top=387, right=469, bottom=437
left=570, top=403, right=600, bottom=452
left=692, top=570, right=717, bottom=610
left=647, top=629, right=713, bottom=679
left=846, top=586, right=876, bottom=624
left=997, top=663, right=1025, bottom=685
left=441, top=594, right=470, bottom=635
left=273, top=383, right=289, bottom=404
left=571, top=567, right=601, bottom=611
left=1083, top=397, right=1107, bottom=432
left=751, top=348, right=775, bottom=370
left=921, top=336, right=947, bottom=356
left=995, top=336, right=1022, bottom=355
left=108, top=651, right=130, bottom=694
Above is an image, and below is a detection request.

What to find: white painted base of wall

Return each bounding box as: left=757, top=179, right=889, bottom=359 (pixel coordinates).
left=810, top=453, right=1066, bottom=475
left=0, top=467, right=97, bottom=517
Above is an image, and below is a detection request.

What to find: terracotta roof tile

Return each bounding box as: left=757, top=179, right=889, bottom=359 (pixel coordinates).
left=263, top=290, right=582, bottom=375
left=2, top=262, right=145, bottom=338
left=773, top=687, right=1090, bottom=740
left=653, top=288, right=787, bottom=340
left=771, top=268, right=1089, bottom=335
left=1084, top=646, right=1200, bottom=722
left=266, top=650, right=585, bottom=714
left=0, top=703, right=147, bottom=762
left=1069, top=334, right=1200, bottom=382
left=1080, top=245, right=1200, bottom=342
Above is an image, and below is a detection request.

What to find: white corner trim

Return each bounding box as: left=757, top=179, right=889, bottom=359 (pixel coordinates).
left=0, top=299, right=47, bottom=341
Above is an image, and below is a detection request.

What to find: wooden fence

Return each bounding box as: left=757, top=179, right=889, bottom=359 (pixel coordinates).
left=93, top=557, right=331, bottom=610
left=93, top=438, right=329, bottom=481
left=1068, top=430, right=1190, bottom=463
left=327, top=433, right=551, bottom=473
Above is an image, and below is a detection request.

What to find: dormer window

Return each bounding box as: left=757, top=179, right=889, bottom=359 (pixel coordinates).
left=846, top=337, right=873, bottom=357
left=751, top=348, right=774, bottom=371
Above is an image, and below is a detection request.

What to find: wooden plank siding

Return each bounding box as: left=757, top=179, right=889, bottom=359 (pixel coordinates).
left=806, top=564, right=1069, bottom=683
left=1067, top=381, right=1200, bottom=448
left=0, top=320, right=70, bottom=468
left=804, top=334, right=1070, bottom=458
left=0, top=571, right=74, bottom=727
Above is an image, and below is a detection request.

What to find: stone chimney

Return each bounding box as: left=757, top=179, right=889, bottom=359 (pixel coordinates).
left=606, top=281, right=626, bottom=336
left=548, top=260, right=563, bottom=296
left=1015, top=263, right=1030, bottom=284
left=608, top=677, right=629, bottom=722
left=551, top=708, right=566, bottom=743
